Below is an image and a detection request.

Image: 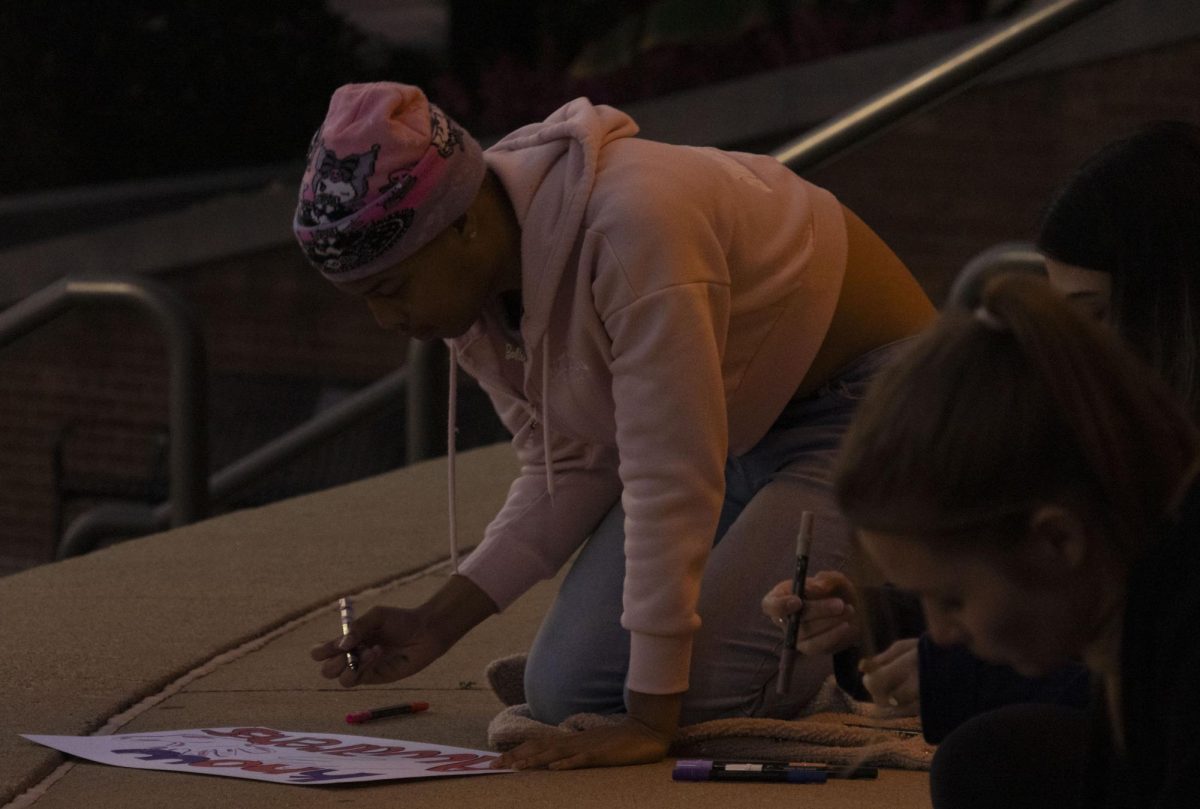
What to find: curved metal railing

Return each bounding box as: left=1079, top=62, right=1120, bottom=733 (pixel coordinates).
left=55, top=335, right=439, bottom=559
left=0, top=276, right=209, bottom=530
left=772, top=0, right=1120, bottom=172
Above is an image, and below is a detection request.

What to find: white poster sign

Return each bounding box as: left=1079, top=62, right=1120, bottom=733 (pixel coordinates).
left=24, top=726, right=509, bottom=786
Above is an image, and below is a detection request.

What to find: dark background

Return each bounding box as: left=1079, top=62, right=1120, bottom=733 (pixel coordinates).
left=0, top=1, right=1013, bottom=196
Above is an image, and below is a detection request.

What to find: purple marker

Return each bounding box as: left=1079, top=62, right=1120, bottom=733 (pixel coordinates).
left=673, top=759, right=828, bottom=784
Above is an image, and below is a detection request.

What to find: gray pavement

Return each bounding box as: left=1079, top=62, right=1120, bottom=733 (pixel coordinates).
left=1, top=443, right=929, bottom=808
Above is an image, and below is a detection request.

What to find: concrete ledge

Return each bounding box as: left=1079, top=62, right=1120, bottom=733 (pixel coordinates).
left=0, top=444, right=516, bottom=804
left=1, top=442, right=930, bottom=808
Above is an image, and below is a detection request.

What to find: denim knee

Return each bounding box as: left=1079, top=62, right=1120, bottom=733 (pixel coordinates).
left=523, top=647, right=625, bottom=724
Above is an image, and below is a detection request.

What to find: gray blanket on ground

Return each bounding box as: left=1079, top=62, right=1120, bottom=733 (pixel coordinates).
left=484, top=654, right=934, bottom=771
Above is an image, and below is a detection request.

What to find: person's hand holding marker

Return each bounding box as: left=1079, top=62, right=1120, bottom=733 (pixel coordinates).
left=762, top=570, right=861, bottom=656
left=311, top=604, right=448, bottom=686
left=858, top=638, right=920, bottom=714
left=311, top=575, right=498, bottom=687
left=761, top=571, right=920, bottom=712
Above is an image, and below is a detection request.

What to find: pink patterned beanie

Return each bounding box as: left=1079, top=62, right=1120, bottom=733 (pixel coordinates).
left=293, top=82, right=486, bottom=283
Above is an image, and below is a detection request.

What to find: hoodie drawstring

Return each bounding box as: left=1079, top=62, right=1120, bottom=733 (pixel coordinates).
left=447, top=342, right=459, bottom=573
left=542, top=340, right=556, bottom=500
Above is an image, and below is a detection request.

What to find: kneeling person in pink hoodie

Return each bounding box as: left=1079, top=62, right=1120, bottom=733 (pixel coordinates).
left=299, top=82, right=935, bottom=770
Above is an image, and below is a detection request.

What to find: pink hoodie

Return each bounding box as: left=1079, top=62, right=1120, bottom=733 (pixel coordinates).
left=450, top=98, right=846, bottom=696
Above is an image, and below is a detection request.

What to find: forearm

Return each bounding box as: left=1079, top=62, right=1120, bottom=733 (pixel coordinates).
left=418, top=573, right=499, bottom=647
left=626, top=689, right=683, bottom=741
left=459, top=457, right=622, bottom=612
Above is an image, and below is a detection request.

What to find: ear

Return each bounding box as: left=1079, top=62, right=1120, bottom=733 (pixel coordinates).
left=1018, top=505, right=1091, bottom=580
left=452, top=192, right=482, bottom=243
left=449, top=211, right=471, bottom=239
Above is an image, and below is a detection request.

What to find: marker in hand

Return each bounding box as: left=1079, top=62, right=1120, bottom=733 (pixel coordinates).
left=338, top=597, right=360, bottom=672
left=776, top=512, right=814, bottom=694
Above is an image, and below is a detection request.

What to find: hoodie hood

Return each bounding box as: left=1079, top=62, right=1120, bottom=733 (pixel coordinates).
left=484, top=98, right=639, bottom=353
left=444, top=99, right=639, bottom=568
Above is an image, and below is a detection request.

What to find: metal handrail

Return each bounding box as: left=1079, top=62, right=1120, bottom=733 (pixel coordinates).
left=185, top=338, right=436, bottom=513
left=0, top=276, right=209, bottom=528
left=771, top=0, right=1120, bottom=171
left=55, top=338, right=437, bottom=558
left=405, top=339, right=443, bottom=465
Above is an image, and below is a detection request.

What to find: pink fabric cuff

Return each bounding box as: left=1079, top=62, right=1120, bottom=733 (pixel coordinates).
left=627, top=631, right=694, bottom=696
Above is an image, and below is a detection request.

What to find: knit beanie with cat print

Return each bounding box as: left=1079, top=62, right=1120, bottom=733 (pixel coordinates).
left=293, top=82, right=486, bottom=283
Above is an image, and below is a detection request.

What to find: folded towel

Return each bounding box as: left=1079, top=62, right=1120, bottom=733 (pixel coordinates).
left=484, top=654, right=934, bottom=770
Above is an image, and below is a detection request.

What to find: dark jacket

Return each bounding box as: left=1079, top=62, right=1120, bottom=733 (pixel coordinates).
left=918, top=641, right=1090, bottom=744
left=1082, top=481, right=1200, bottom=806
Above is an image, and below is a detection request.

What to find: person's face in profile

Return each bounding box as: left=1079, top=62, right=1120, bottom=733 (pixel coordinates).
left=341, top=223, right=495, bottom=341
left=856, top=513, right=1110, bottom=679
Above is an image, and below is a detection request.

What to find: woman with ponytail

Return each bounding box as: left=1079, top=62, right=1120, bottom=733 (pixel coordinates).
left=836, top=273, right=1200, bottom=807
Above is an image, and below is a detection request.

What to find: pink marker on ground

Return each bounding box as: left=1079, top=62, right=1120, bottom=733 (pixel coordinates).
left=345, top=701, right=431, bottom=724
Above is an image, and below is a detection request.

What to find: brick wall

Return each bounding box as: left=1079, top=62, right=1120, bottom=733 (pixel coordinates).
left=0, top=246, right=503, bottom=574
left=806, top=39, right=1200, bottom=303
left=2, top=37, right=1198, bottom=575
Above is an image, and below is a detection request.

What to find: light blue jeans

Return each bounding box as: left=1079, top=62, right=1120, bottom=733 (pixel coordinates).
left=524, top=338, right=913, bottom=725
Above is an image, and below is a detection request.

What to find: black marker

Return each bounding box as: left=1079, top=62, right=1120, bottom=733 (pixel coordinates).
left=776, top=511, right=813, bottom=694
